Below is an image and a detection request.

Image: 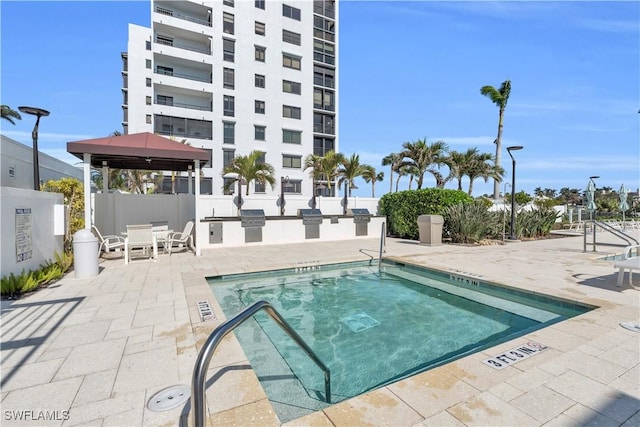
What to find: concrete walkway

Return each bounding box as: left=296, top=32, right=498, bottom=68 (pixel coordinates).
left=1, top=232, right=638, bottom=426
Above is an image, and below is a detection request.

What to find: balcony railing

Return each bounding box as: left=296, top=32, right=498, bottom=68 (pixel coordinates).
left=155, top=6, right=211, bottom=27
left=155, top=69, right=211, bottom=84
left=155, top=38, right=210, bottom=55
left=155, top=98, right=212, bottom=112
left=313, top=125, right=335, bottom=134
left=155, top=129, right=212, bottom=140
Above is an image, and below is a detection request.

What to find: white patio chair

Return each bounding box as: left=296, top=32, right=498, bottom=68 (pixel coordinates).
left=124, top=224, right=158, bottom=265
left=167, top=221, right=194, bottom=255
left=92, top=225, right=125, bottom=257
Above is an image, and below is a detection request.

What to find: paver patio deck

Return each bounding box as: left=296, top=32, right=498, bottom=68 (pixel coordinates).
left=1, top=232, right=638, bottom=426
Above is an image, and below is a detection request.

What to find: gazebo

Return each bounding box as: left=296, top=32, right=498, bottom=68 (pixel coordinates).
left=67, top=132, right=211, bottom=256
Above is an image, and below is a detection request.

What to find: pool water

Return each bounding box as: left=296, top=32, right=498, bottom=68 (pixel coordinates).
left=208, top=261, right=592, bottom=422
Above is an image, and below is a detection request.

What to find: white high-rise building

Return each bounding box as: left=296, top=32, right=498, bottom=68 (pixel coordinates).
left=122, top=0, right=338, bottom=197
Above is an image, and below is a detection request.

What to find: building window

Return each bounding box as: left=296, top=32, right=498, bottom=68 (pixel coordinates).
left=282, top=53, right=301, bottom=70
left=223, top=95, right=235, bottom=117
left=223, top=12, right=234, bottom=34
left=157, top=94, right=173, bottom=106
left=314, top=113, right=335, bottom=134
left=223, top=0, right=234, bottom=6
left=284, top=179, right=302, bottom=194
left=223, top=38, right=235, bottom=62
left=157, top=65, right=173, bottom=76
left=314, top=0, right=335, bottom=18
left=223, top=122, right=235, bottom=144
left=146, top=114, right=152, bottom=124
left=255, top=0, right=265, bottom=10
left=145, top=59, right=151, bottom=69
left=314, top=15, right=335, bottom=42
left=283, top=4, right=301, bottom=20
left=255, top=46, right=266, bottom=62
left=146, top=78, right=152, bottom=87
left=223, top=149, right=235, bottom=167
left=282, top=80, right=301, bottom=95
left=255, top=125, right=266, bottom=141
left=283, top=129, right=302, bottom=144
left=282, top=155, right=302, bottom=169
left=223, top=68, right=234, bottom=89
left=255, top=100, right=265, bottom=114
left=255, top=74, right=265, bottom=88
left=283, top=105, right=301, bottom=119
left=314, top=136, right=334, bottom=156
left=223, top=177, right=235, bottom=195
left=282, top=30, right=301, bottom=46
left=156, top=35, right=173, bottom=46
left=314, top=65, right=335, bottom=88
left=314, top=88, right=335, bottom=111
left=314, top=39, right=335, bottom=65
left=254, top=182, right=266, bottom=193
left=146, top=96, right=152, bottom=105
left=255, top=21, right=265, bottom=35
left=145, top=40, right=151, bottom=50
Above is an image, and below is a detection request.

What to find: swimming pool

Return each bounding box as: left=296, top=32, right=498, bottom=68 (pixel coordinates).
left=208, top=261, right=592, bottom=422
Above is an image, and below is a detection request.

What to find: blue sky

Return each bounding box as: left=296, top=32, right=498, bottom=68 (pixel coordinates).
left=1, top=1, right=638, bottom=198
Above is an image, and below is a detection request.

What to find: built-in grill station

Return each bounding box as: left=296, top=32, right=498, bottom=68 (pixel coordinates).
left=240, top=209, right=266, bottom=243
left=298, top=209, right=323, bottom=239
left=347, top=208, right=372, bottom=236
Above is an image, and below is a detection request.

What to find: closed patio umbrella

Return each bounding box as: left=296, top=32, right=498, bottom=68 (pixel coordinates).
left=585, top=180, right=596, bottom=213
left=619, top=184, right=630, bottom=223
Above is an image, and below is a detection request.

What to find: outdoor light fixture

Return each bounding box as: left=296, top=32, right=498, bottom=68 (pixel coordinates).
left=506, top=146, right=523, bottom=241
left=18, top=106, right=50, bottom=190
left=589, top=175, right=600, bottom=220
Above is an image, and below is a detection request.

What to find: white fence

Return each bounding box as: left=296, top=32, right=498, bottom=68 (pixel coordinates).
left=1, top=187, right=64, bottom=277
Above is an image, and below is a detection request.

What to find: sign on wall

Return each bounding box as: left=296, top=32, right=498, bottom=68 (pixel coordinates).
left=16, top=208, right=32, bottom=262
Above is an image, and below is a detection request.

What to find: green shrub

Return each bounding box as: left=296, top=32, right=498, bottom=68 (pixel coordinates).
left=1, top=270, right=38, bottom=298
left=443, top=201, right=501, bottom=244
left=380, top=188, right=472, bottom=239
left=1, top=250, right=73, bottom=298
left=516, top=208, right=560, bottom=238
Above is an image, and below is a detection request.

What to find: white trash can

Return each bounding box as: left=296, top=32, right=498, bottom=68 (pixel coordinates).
left=72, top=229, right=99, bottom=278
left=418, top=215, right=444, bottom=246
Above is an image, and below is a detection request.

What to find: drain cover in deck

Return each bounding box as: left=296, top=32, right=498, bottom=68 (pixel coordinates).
left=341, top=312, right=380, bottom=333
left=147, top=384, right=190, bottom=411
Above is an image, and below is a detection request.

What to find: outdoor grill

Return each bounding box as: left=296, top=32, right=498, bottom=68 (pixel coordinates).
left=298, top=209, right=323, bottom=239
left=347, top=208, right=372, bottom=236
left=240, top=209, right=265, bottom=242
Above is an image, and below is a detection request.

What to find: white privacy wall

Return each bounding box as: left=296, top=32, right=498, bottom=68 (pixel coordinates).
left=1, top=187, right=64, bottom=277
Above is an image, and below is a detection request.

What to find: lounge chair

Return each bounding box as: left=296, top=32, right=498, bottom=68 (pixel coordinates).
left=167, top=221, right=194, bottom=255
left=614, top=244, right=640, bottom=287
left=125, top=224, right=158, bottom=265
left=92, top=225, right=125, bottom=257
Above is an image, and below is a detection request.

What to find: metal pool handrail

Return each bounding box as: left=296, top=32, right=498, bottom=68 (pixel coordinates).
left=583, top=219, right=639, bottom=252
left=378, top=221, right=386, bottom=273
left=191, top=300, right=331, bottom=427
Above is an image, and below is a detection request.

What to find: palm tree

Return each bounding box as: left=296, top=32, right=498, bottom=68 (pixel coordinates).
left=480, top=79, right=511, bottom=199
left=222, top=150, right=276, bottom=195
left=320, top=151, right=345, bottom=197
left=337, top=153, right=365, bottom=197
left=401, top=164, right=419, bottom=190
left=361, top=165, right=384, bottom=197
left=400, top=139, right=449, bottom=189
left=381, top=152, right=403, bottom=193
left=1, top=105, right=22, bottom=125
left=446, top=148, right=479, bottom=191
left=466, top=153, right=504, bottom=196
left=304, top=153, right=324, bottom=196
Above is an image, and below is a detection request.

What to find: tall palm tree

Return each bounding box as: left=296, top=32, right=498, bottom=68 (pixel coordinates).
left=381, top=152, right=403, bottom=193
left=466, top=153, right=504, bottom=196
left=304, top=153, right=324, bottom=195
left=400, top=164, right=419, bottom=190
left=361, top=165, right=383, bottom=197
left=480, top=79, right=511, bottom=199
left=222, top=150, right=276, bottom=195
left=320, top=151, right=345, bottom=197
left=1, top=105, right=22, bottom=125
left=400, top=139, right=449, bottom=189
left=337, top=153, right=365, bottom=197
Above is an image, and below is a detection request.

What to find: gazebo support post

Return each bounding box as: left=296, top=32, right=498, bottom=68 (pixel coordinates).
left=102, top=161, right=109, bottom=193
left=83, top=153, right=92, bottom=229
left=194, top=160, right=201, bottom=256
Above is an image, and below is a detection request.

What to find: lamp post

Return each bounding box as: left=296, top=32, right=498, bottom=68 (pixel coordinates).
left=280, top=176, right=291, bottom=216
left=506, top=146, right=523, bottom=241
left=502, top=182, right=511, bottom=241
left=18, top=106, right=50, bottom=190
left=589, top=175, right=599, bottom=220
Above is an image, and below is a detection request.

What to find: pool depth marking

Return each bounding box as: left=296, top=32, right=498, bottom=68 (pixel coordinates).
left=483, top=341, right=548, bottom=370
